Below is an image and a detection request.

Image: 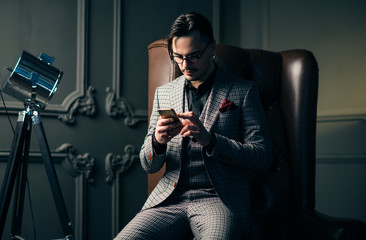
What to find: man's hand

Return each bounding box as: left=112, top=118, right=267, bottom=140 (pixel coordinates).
left=177, top=111, right=210, bottom=147
left=154, top=117, right=183, bottom=144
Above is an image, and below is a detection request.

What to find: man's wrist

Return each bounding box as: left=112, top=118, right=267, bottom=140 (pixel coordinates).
left=152, top=132, right=167, bottom=154
left=205, top=132, right=216, bottom=153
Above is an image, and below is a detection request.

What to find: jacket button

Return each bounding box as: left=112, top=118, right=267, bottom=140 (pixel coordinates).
left=148, top=153, right=152, bottom=161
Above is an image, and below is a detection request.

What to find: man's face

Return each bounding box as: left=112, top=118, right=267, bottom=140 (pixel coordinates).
left=171, top=30, right=215, bottom=84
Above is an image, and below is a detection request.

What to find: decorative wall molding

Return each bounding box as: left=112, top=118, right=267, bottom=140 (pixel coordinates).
left=105, top=87, right=146, bottom=126
left=0, top=0, right=95, bottom=125
left=261, top=0, right=270, bottom=50
left=58, top=86, right=97, bottom=125
left=239, top=0, right=271, bottom=49
left=105, top=145, right=139, bottom=184
left=105, top=0, right=147, bottom=127
left=56, top=143, right=95, bottom=240
left=317, top=113, right=366, bottom=123
left=212, top=0, right=221, bottom=43
left=0, top=143, right=95, bottom=240
left=56, top=143, right=95, bottom=183
left=317, top=154, right=366, bottom=164
left=0, top=152, right=58, bottom=163
left=105, top=144, right=139, bottom=237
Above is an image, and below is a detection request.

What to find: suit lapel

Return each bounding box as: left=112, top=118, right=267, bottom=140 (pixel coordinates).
left=169, top=75, right=187, bottom=114
left=200, top=69, right=232, bottom=132
left=169, top=76, right=186, bottom=144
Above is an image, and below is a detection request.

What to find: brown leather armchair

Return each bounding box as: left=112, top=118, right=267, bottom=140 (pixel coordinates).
left=146, top=39, right=366, bottom=240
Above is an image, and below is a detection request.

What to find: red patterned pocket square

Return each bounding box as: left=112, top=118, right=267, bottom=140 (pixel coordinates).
left=219, top=99, right=237, bottom=113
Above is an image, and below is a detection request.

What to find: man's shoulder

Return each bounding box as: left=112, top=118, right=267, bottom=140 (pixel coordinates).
left=157, top=75, right=185, bottom=90
left=216, top=67, right=254, bottom=88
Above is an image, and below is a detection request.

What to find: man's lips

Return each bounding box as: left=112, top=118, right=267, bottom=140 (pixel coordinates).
left=183, top=69, right=195, bottom=75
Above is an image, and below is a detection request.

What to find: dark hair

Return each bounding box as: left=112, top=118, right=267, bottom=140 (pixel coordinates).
left=167, top=12, right=214, bottom=59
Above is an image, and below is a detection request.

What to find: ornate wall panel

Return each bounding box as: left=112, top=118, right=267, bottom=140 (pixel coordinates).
left=240, top=0, right=366, bottom=120
left=105, top=144, right=139, bottom=237
left=0, top=0, right=95, bottom=125
left=105, top=0, right=147, bottom=127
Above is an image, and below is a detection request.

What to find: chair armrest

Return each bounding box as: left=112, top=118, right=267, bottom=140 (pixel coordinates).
left=295, top=210, right=366, bottom=240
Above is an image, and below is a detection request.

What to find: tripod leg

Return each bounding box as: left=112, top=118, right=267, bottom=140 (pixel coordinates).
left=0, top=112, right=29, bottom=237
left=32, top=114, right=74, bottom=239
left=11, top=115, right=32, bottom=236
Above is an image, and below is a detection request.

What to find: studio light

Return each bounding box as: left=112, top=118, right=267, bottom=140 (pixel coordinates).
left=0, top=51, right=62, bottom=110
left=0, top=51, right=74, bottom=239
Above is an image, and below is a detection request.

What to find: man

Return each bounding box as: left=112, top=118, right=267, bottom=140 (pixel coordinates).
left=115, top=12, right=272, bottom=240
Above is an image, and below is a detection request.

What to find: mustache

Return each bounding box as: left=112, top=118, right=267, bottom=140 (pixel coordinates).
left=182, top=68, right=197, bottom=72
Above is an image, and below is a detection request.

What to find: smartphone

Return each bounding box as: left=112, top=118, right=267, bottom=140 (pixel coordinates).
left=158, top=108, right=179, bottom=122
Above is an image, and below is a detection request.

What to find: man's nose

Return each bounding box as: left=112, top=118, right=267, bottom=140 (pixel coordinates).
left=182, top=58, right=191, bottom=68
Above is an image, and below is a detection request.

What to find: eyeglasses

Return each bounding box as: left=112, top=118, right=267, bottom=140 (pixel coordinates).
left=172, top=42, right=211, bottom=64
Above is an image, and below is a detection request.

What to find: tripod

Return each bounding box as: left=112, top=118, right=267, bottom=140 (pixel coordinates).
left=0, top=107, right=73, bottom=239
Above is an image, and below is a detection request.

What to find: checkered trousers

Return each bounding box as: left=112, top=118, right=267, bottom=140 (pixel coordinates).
left=114, top=189, right=246, bottom=240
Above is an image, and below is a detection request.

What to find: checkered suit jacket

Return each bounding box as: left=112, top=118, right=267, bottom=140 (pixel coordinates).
left=140, top=67, right=272, bottom=225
